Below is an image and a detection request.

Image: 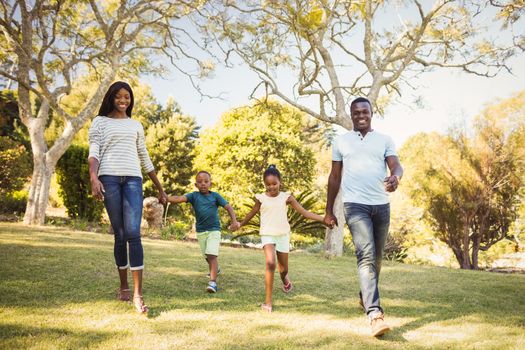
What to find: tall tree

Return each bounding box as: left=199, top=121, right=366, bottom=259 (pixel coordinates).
left=144, top=98, right=199, bottom=199
left=0, top=0, right=209, bottom=224
left=490, top=0, right=525, bottom=51
left=194, top=100, right=319, bottom=216
left=400, top=92, right=525, bottom=269
left=199, top=0, right=516, bottom=255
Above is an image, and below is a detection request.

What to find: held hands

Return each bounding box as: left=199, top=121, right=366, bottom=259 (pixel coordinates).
left=158, top=190, right=168, bottom=205
left=323, top=213, right=337, bottom=229
left=229, top=221, right=241, bottom=231
left=384, top=175, right=400, bottom=192
left=91, top=178, right=105, bottom=201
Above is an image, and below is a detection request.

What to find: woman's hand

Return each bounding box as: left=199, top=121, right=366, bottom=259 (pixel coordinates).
left=91, top=178, right=105, bottom=201
left=158, top=190, right=168, bottom=205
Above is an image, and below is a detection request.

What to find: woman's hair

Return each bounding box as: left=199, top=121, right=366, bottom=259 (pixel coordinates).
left=98, top=81, right=134, bottom=117
left=263, top=164, right=281, bottom=181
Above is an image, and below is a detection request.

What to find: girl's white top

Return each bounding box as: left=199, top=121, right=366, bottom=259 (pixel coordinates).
left=255, top=191, right=291, bottom=236
left=88, top=116, right=154, bottom=178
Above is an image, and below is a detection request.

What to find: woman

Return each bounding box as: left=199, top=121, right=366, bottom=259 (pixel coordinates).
left=88, top=81, right=167, bottom=314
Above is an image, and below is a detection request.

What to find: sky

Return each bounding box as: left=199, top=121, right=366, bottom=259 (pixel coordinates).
left=142, top=4, right=525, bottom=148
left=143, top=55, right=525, bottom=147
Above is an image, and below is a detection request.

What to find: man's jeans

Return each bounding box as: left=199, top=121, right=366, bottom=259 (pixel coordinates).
left=100, top=176, right=144, bottom=270
left=344, top=202, right=390, bottom=315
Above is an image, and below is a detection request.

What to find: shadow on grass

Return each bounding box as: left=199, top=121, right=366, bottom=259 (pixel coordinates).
left=1, top=224, right=525, bottom=344
left=0, top=323, right=118, bottom=349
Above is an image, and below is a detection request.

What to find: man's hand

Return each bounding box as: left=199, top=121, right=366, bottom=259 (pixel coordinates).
left=323, top=213, right=338, bottom=228
left=384, top=175, right=400, bottom=192
left=91, top=179, right=105, bottom=201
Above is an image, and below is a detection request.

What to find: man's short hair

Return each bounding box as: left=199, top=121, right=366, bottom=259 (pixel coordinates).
left=350, top=97, right=372, bottom=110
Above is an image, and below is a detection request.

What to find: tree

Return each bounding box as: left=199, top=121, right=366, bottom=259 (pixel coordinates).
left=490, top=0, right=525, bottom=51
left=56, top=145, right=104, bottom=221
left=199, top=0, right=515, bottom=255
left=400, top=92, right=525, bottom=269
left=194, top=100, right=319, bottom=216
left=0, top=0, right=210, bottom=224
left=144, top=98, right=199, bottom=199
left=0, top=89, right=29, bottom=150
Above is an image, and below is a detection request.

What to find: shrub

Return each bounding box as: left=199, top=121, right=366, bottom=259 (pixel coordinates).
left=0, top=137, right=31, bottom=197
left=56, top=145, right=103, bottom=221
left=160, top=220, right=191, bottom=240
left=0, top=189, right=28, bottom=214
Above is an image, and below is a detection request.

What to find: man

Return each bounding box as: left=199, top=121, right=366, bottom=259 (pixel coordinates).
left=324, top=97, right=403, bottom=337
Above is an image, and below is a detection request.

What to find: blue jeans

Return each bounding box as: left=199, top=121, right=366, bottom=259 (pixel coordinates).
left=100, top=176, right=144, bottom=270
left=344, top=202, right=390, bottom=315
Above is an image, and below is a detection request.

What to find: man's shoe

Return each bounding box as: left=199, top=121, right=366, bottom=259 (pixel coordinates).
left=206, top=281, right=218, bottom=293
left=370, top=312, right=390, bottom=337
left=207, top=267, right=221, bottom=279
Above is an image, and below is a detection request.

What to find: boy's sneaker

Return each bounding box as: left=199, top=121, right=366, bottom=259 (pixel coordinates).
left=206, top=267, right=221, bottom=279
left=282, top=278, right=293, bottom=293
left=369, top=312, right=390, bottom=337
left=206, top=281, right=218, bottom=293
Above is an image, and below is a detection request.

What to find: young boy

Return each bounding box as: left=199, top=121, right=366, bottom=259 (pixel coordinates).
left=168, top=171, right=240, bottom=293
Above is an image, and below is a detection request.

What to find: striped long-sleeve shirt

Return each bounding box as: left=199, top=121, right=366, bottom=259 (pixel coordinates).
left=88, top=116, right=154, bottom=178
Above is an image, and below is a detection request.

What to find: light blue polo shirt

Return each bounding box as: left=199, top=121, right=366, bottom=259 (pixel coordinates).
left=332, top=130, right=397, bottom=205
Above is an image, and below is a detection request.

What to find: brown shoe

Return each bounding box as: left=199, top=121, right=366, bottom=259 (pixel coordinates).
left=370, top=312, right=390, bottom=337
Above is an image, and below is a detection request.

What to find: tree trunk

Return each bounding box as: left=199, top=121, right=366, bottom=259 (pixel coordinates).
left=22, top=105, right=65, bottom=225
left=461, top=221, right=472, bottom=269
left=471, top=234, right=482, bottom=270
left=324, top=191, right=345, bottom=257
left=23, top=156, right=55, bottom=225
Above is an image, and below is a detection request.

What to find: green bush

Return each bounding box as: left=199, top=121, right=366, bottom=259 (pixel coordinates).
left=160, top=221, right=191, bottom=240
left=0, top=189, right=28, bottom=214
left=144, top=112, right=198, bottom=199
left=56, top=145, right=103, bottom=222
left=0, top=137, right=31, bottom=197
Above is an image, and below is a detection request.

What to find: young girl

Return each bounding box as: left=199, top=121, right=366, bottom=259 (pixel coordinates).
left=237, top=165, right=329, bottom=312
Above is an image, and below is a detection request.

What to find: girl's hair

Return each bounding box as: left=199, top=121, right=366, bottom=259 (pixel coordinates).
left=263, top=164, right=281, bottom=181
left=98, top=81, right=134, bottom=117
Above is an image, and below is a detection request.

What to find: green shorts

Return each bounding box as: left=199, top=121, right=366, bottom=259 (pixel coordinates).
left=261, top=234, right=290, bottom=253
left=196, top=230, right=221, bottom=256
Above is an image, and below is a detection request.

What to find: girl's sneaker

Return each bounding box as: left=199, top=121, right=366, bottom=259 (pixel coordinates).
left=206, top=281, right=218, bottom=293
left=282, top=278, right=293, bottom=293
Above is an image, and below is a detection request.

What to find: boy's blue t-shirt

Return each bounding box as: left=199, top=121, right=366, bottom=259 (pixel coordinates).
left=185, top=191, right=228, bottom=232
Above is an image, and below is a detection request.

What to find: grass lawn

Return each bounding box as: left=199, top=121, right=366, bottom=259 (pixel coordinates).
left=0, top=222, right=524, bottom=350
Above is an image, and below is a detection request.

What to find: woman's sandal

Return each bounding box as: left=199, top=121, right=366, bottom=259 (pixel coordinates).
left=260, top=303, right=273, bottom=313
left=133, top=295, right=149, bottom=314
left=116, top=288, right=131, bottom=301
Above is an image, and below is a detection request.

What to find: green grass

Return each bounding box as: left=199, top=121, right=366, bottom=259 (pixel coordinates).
left=0, top=222, right=524, bottom=350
